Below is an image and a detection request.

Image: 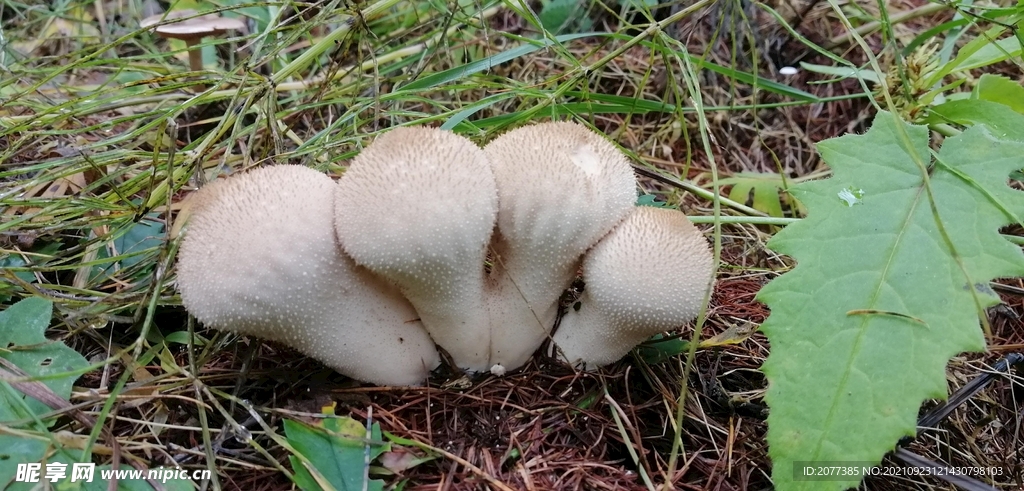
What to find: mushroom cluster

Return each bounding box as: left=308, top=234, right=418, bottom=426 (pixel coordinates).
left=176, top=123, right=714, bottom=385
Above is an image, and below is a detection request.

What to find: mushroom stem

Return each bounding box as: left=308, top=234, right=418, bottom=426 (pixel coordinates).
left=177, top=165, right=440, bottom=386
left=184, top=40, right=205, bottom=90
left=140, top=10, right=245, bottom=93
left=334, top=127, right=498, bottom=372
left=552, top=207, right=714, bottom=369
left=483, top=239, right=577, bottom=370
left=482, top=122, right=637, bottom=372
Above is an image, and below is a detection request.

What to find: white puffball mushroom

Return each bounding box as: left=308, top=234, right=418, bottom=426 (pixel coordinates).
left=552, top=206, right=714, bottom=368
left=334, top=127, right=498, bottom=372
left=483, top=122, right=637, bottom=371
left=177, top=165, right=440, bottom=386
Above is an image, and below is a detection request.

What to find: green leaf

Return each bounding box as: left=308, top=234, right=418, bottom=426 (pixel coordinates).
left=0, top=297, right=89, bottom=423
left=0, top=298, right=95, bottom=489
left=0, top=434, right=47, bottom=488
left=636, top=334, right=689, bottom=364
left=952, top=34, right=1022, bottom=72
left=759, top=111, right=1024, bottom=491
left=973, top=74, right=1024, bottom=114
left=638, top=334, right=688, bottom=364
left=110, top=215, right=163, bottom=269
left=635, top=194, right=671, bottom=208
left=0, top=242, right=63, bottom=302
left=91, top=214, right=164, bottom=281
left=0, top=254, right=33, bottom=303
left=539, top=0, right=590, bottom=34
left=719, top=172, right=790, bottom=217
left=284, top=414, right=389, bottom=491
left=929, top=99, right=1024, bottom=141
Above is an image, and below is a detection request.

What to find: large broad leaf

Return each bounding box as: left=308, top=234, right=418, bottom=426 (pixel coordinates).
left=0, top=297, right=88, bottom=422
left=0, top=297, right=91, bottom=488
left=759, top=111, right=1024, bottom=491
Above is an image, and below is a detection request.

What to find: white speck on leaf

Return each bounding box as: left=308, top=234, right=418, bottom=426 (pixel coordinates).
left=838, top=187, right=864, bottom=207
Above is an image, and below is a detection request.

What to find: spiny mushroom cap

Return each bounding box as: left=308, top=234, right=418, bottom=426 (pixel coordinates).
left=141, top=10, right=246, bottom=39
left=483, top=121, right=637, bottom=370
left=334, top=127, right=498, bottom=371
left=177, top=165, right=440, bottom=386
left=552, top=206, right=714, bottom=368
left=484, top=122, right=637, bottom=273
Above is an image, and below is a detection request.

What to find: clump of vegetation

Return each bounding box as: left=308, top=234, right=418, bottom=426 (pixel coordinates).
left=1, top=0, right=1022, bottom=490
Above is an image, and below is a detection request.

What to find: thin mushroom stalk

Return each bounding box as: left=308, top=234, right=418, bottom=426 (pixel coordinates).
left=482, top=122, right=637, bottom=374
left=334, top=127, right=498, bottom=372
left=177, top=165, right=440, bottom=386
left=552, top=206, right=714, bottom=369
left=141, top=10, right=246, bottom=91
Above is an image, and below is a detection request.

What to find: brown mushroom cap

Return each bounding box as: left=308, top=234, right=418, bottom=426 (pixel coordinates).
left=177, top=165, right=440, bottom=386
left=551, top=206, right=714, bottom=368
left=482, top=122, right=637, bottom=372
left=141, top=10, right=245, bottom=40
left=334, top=127, right=498, bottom=372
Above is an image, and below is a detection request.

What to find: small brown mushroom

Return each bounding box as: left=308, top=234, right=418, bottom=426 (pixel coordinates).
left=140, top=10, right=245, bottom=87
